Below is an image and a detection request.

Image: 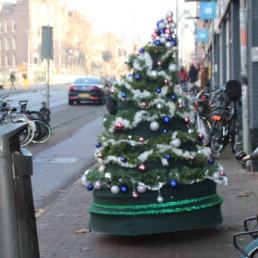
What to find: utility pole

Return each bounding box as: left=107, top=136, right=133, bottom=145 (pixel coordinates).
left=239, top=0, right=249, bottom=153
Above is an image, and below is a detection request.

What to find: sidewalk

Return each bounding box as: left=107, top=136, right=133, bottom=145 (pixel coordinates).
left=36, top=148, right=258, bottom=258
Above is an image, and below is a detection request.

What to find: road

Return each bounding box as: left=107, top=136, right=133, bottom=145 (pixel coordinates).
left=1, top=84, right=107, bottom=209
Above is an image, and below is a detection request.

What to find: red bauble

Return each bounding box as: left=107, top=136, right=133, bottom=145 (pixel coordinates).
left=139, top=137, right=145, bottom=143
left=132, top=192, right=138, bottom=198
left=139, top=164, right=147, bottom=172
left=141, top=102, right=147, bottom=108
left=115, top=122, right=124, bottom=129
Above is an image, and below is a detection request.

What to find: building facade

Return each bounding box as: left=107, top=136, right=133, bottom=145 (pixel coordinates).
left=0, top=0, right=127, bottom=84
left=197, top=0, right=258, bottom=161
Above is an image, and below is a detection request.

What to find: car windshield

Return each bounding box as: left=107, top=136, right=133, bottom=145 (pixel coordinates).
left=74, top=77, right=99, bottom=84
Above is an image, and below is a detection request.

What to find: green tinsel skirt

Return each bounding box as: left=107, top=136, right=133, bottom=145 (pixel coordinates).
left=88, top=179, right=223, bottom=236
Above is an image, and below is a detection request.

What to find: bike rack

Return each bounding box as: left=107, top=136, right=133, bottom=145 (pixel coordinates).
left=234, top=229, right=258, bottom=257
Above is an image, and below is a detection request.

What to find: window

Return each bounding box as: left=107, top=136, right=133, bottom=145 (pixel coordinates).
left=0, top=38, right=2, bottom=50
left=13, top=54, right=17, bottom=66
left=12, top=37, right=17, bottom=49
left=5, top=37, right=10, bottom=50
left=6, top=54, right=10, bottom=66
left=0, top=21, right=2, bottom=33
left=12, top=20, right=16, bottom=32
left=5, top=21, right=9, bottom=33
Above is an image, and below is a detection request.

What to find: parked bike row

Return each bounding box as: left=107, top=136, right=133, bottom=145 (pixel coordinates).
left=190, top=79, right=242, bottom=159
left=234, top=148, right=258, bottom=257
left=0, top=94, right=51, bottom=147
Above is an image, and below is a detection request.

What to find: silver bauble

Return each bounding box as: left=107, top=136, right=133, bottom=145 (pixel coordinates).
left=171, top=138, right=181, bottom=148
left=157, top=196, right=164, bottom=203
left=189, top=117, right=196, bottom=125
left=150, top=121, right=159, bottom=131
left=168, top=64, right=177, bottom=72
left=111, top=185, right=120, bottom=194
left=165, top=42, right=172, bottom=49
left=160, top=37, right=166, bottom=44
left=157, top=103, right=163, bottom=109
left=151, top=71, right=157, bottom=77
left=104, top=172, right=112, bottom=180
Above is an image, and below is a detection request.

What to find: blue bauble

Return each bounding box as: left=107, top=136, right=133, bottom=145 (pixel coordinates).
left=154, top=40, right=161, bottom=46
left=209, top=158, right=214, bottom=164
left=159, top=28, right=165, bottom=35
left=167, top=36, right=173, bottom=41
left=171, top=94, right=177, bottom=101
left=95, top=142, right=101, bottom=148
left=165, top=154, right=171, bottom=160
left=172, top=40, right=177, bottom=46
left=170, top=180, right=178, bottom=187
left=135, top=74, right=141, bottom=81
left=121, top=92, right=127, bottom=98
left=120, top=156, right=127, bottom=162
left=156, top=20, right=163, bottom=27
left=163, top=116, right=171, bottom=124
left=139, top=48, right=145, bottom=54
left=156, top=88, right=161, bottom=93
left=87, top=183, right=94, bottom=191
left=163, top=129, right=168, bottom=134
left=120, top=185, right=128, bottom=193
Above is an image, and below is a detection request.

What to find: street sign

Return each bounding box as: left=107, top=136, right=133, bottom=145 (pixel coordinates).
left=200, top=2, right=217, bottom=20
left=196, top=30, right=209, bottom=42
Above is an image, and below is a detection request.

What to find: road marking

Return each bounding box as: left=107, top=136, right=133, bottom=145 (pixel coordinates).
left=34, top=157, right=78, bottom=163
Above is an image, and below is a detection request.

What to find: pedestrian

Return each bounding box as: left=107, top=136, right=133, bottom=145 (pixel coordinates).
left=188, top=63, right=199, bottom=85
left=10, top=72, right=16, bottom=90
left=188, top=63, right=199, bottom=96
left=178, top=66, right=188, bottom=92
left=198, top=65, right=209, bottom=92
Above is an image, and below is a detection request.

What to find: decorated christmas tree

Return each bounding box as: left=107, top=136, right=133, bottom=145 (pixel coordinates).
left=84, top=10, right=227, bottom=236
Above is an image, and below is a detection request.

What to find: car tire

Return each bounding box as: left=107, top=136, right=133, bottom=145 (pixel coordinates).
left=68, top=100, right=74, bottom=105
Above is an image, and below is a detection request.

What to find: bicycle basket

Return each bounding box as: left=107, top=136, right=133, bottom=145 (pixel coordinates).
left=225, top=80, right=242, bottom=101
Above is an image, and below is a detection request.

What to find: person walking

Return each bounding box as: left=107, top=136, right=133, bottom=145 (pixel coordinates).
left=178, top=66, right=188, bottom=92
left=198, top=65, right=209, bottom=92
left=10, top=72, right=16, bottom=90
left=188, top=63, right=199, bottom=96
left=188, top=63, right=199, bottom=85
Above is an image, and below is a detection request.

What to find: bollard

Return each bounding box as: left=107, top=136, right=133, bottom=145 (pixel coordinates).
left=0, top=123, right=40, bottom=258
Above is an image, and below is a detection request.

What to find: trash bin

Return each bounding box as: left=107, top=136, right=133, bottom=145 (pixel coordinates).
left=0, top=123, right=40, bottom=258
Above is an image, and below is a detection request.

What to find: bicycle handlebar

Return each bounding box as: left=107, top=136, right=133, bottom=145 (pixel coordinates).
left=236, top=147, right=258, bottom=168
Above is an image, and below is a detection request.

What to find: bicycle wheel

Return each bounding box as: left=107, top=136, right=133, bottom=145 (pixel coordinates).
left=210, top=120, right=224, bottom=159
left=241, top=239, right=258, bottom=258
left=39, top=107, right=51, bottom=123
left=231, top=115, right=240, bottom=153
left=200, top=115, right=212, bottom=145
left=12, top=118, right=35, bottom=147
left=32, top=119, right=51, bottom=143
left=28, top=111, right=45, bottom=120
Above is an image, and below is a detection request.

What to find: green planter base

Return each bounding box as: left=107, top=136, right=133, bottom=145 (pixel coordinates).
left=88, top=179, right=223, bottom=236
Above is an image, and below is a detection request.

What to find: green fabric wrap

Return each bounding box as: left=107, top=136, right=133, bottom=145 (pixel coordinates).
left=88, top=179, right=223, bottom=235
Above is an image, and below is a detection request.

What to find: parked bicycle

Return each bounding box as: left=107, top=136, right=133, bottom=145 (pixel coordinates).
left=234, top=148, right=258, bottom=257
left=0, top=95, right=51, bottom=146
left=208, top=80, right=242, bottom=158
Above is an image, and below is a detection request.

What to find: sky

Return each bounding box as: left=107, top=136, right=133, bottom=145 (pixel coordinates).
left=66, top=0, right=197, bottom=49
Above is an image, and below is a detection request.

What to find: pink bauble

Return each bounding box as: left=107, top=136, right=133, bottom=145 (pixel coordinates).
left=166, top=16, right=172, bottom=23
left=166, top=11, right=173, bottom=18
left=165, top=28, right=171, bottom=34
left=137, top=185, right=147, bottom=193
left=139, top=164, right=147, bottom=172
left=115, top=122, right=124, bottom=129
left=94, top=181, right=102, bottom=189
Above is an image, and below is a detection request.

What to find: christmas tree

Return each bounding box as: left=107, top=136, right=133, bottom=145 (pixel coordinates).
left=85, top=10, right=227, bottom=236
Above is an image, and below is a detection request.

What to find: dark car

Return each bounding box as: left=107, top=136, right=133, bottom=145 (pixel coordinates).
left=68, top=76, right=105, bottom=105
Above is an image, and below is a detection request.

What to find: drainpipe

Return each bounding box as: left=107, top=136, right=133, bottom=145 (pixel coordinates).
left=239, top=0, right=249, bottom=153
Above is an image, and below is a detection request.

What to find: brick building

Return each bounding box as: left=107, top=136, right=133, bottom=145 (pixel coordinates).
left=0, top=0, right=127, bottom=84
